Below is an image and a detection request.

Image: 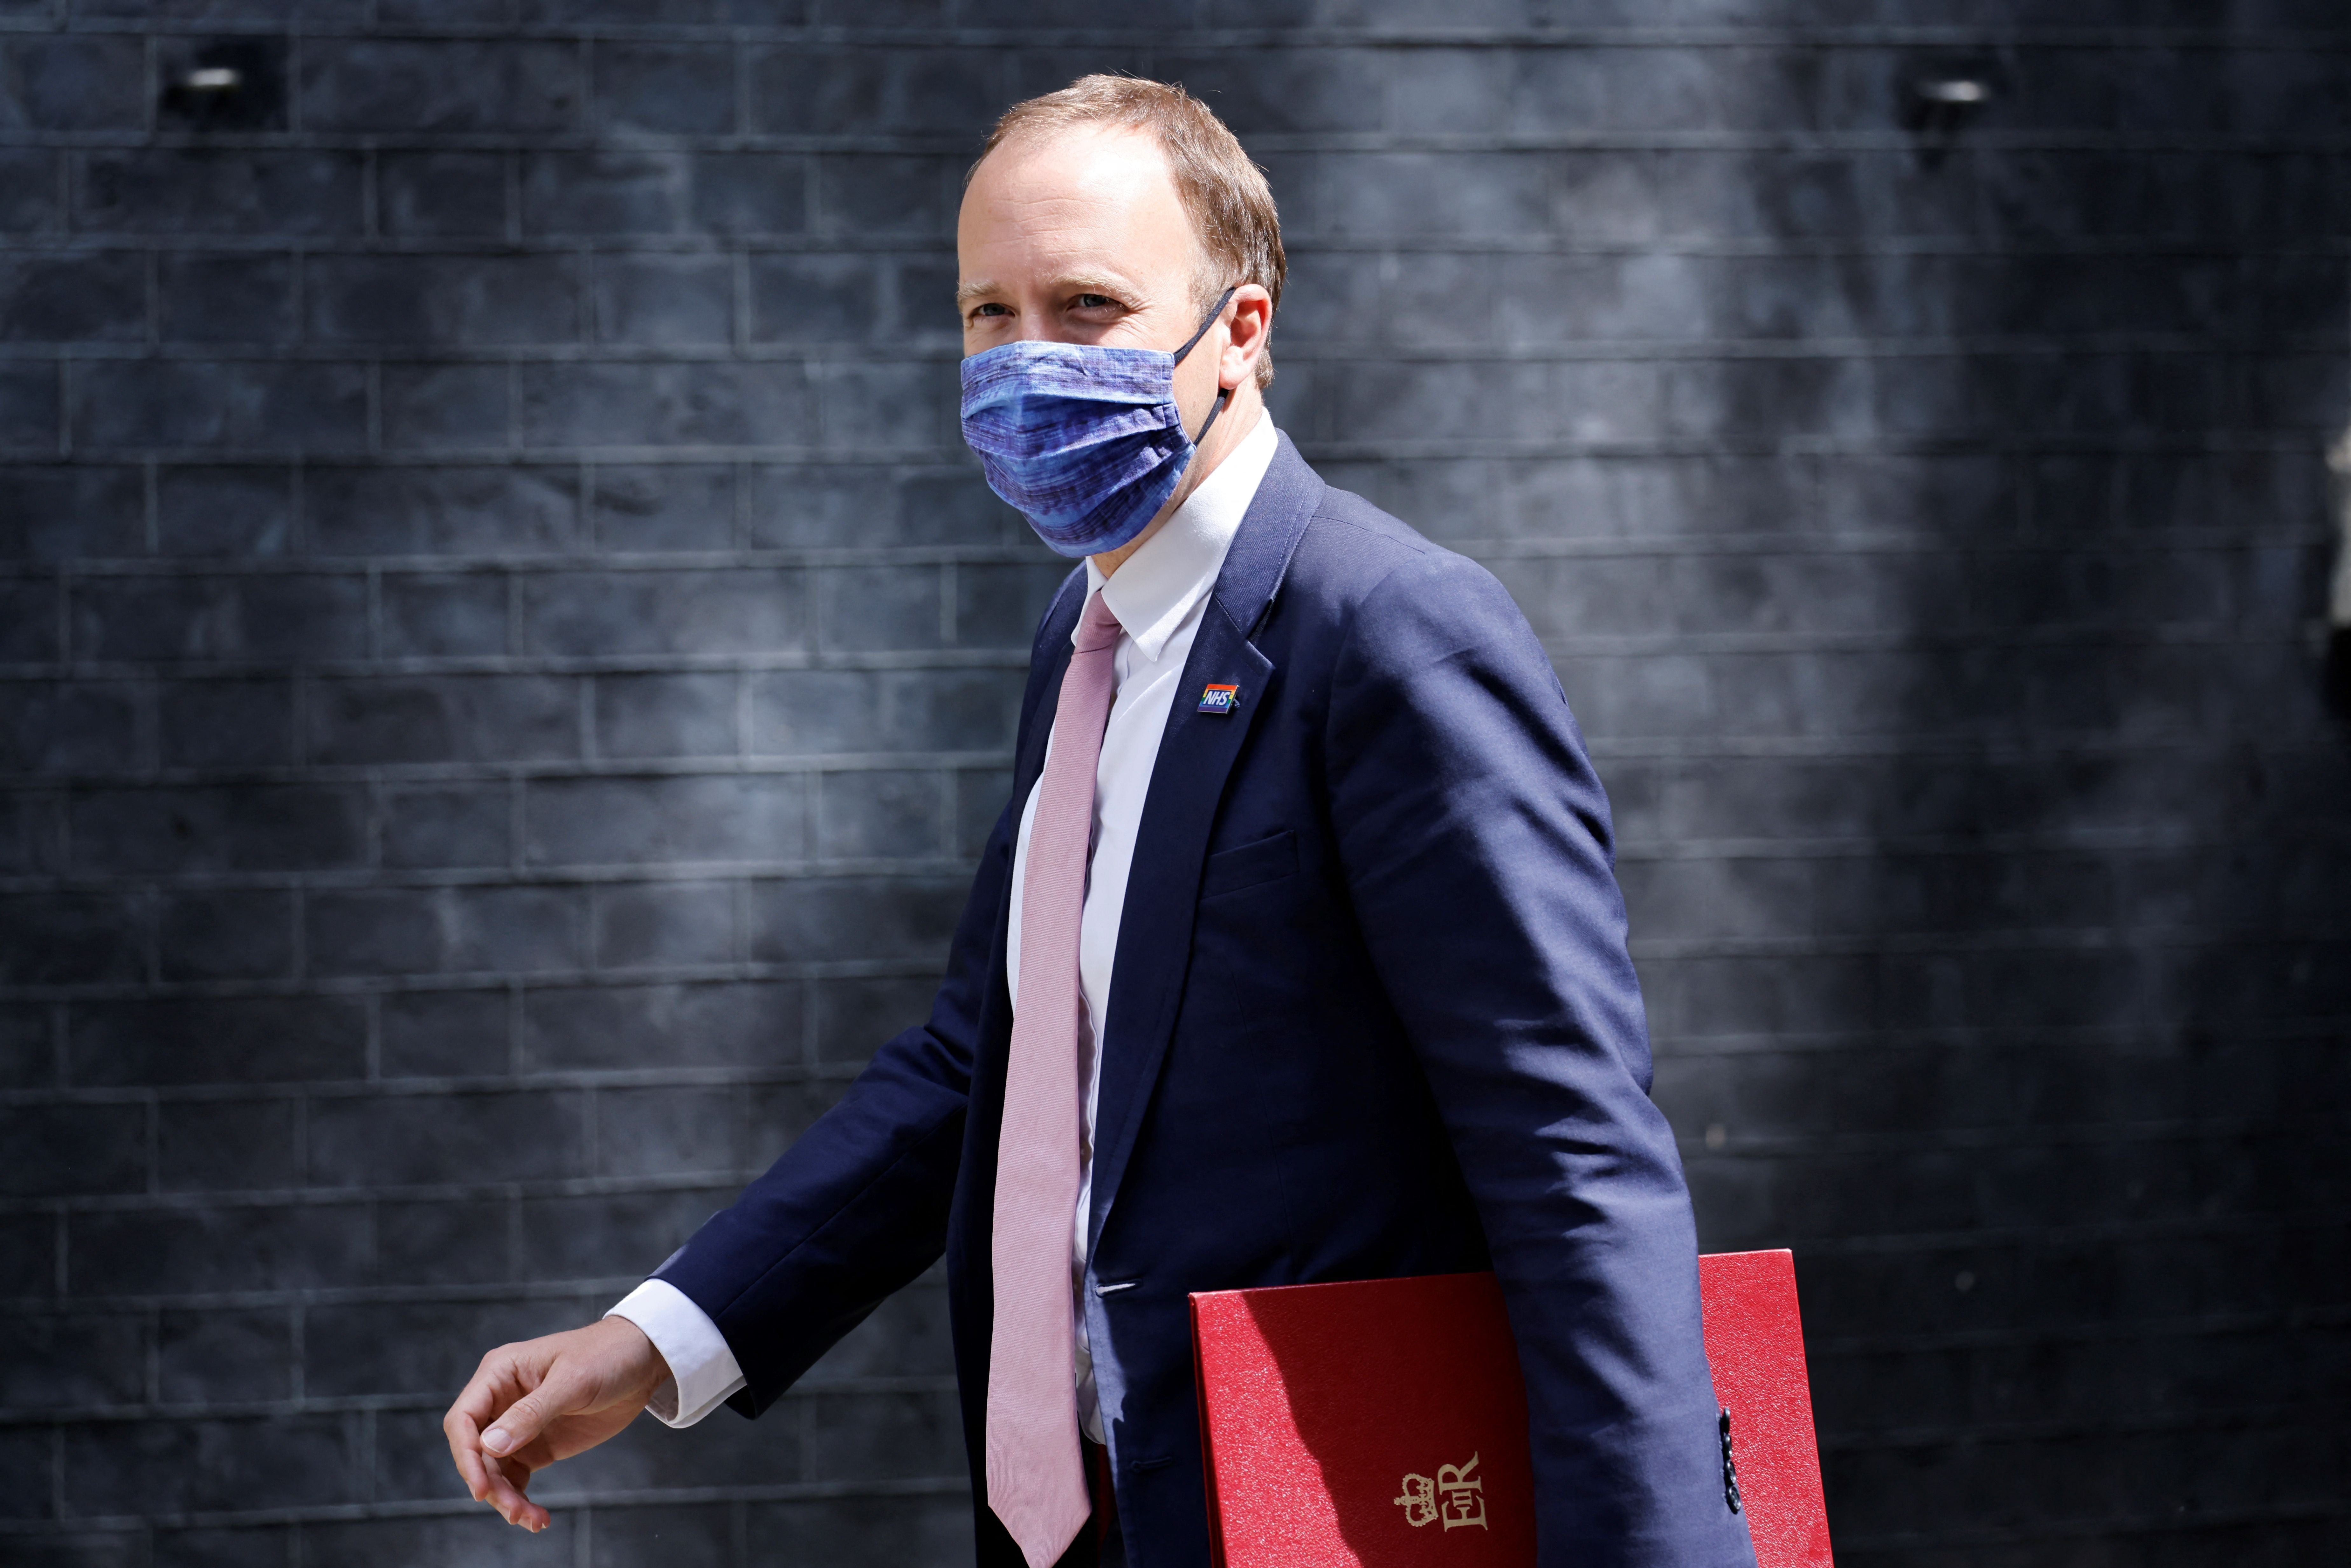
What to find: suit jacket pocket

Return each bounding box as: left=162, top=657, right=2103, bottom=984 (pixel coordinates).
left=1200, top=829, right=1298, bottom=899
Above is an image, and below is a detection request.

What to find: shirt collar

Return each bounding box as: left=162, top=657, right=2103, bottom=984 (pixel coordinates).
left=1082, top=409, right=1278, bottom=663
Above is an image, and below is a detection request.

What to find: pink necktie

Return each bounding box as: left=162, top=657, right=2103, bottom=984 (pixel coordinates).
left=989, top=589, right=1123, bottom=1568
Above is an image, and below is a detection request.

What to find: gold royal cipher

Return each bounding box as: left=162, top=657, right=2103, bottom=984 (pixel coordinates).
left=1393, top=1453, right=1487, bottom=1531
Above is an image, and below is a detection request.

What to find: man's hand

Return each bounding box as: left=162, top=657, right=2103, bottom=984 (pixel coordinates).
left=443, top=1315, right=670, bottom=1532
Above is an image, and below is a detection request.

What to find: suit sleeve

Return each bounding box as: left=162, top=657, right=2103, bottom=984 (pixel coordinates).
left=1323, top=546, right=1755, bottom=1568
left=648, top=799, right=1015, bottom=1417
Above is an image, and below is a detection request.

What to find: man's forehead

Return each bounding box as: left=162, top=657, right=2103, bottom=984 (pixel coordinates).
left=958, top=123, right=1196, bottom=276
left=975, top=120, right=1173, bottom=201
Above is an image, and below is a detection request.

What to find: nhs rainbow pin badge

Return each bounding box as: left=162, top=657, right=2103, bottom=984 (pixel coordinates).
left=1197, top=683, right=1239, bottom=715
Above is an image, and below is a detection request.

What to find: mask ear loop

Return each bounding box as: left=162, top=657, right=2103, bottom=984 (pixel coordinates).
left=1173, top=285, right=1240, bottom=445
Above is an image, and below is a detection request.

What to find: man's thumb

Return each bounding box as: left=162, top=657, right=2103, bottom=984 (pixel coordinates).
left=481, top=1372, right=577, bottom=1457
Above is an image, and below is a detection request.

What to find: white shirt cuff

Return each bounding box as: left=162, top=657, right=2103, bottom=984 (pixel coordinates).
left=607, top=1278, right=748, bottom=1428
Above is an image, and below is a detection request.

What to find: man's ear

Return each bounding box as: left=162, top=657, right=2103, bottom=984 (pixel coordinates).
left=1221, top=284, right=1274, bottom=391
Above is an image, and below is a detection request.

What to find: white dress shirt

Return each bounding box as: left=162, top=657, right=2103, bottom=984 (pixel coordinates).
left=610, top=410, right=1279, bottom=1432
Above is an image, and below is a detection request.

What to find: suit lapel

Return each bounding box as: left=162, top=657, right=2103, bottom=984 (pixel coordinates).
left=966, top=566, right=1084, bottom=1133
left=1085, top=434, right=1325, bottom=1254
left=1012, top=576, right=1084, bottom=808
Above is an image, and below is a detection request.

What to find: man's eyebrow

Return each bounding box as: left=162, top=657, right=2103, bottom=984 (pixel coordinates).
left=953, top=273, right=1141, bottom=309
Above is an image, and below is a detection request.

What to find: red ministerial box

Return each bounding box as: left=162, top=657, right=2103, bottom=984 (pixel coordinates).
left=1698, top=1250, right=1834, bottom=1568
left=1190, top=1251, right=1832, bottom=1568
left=1192, top=1270, right=1537, bottom=1566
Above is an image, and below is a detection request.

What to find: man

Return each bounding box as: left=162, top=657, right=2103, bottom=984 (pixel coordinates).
left=445, top=76, right=1755, bottom=1568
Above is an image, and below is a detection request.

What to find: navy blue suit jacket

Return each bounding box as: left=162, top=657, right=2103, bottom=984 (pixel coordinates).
left=657, top=435, right=1757, bottom=1568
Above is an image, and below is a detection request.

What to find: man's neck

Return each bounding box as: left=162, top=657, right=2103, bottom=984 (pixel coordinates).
left=1092, top=387, right=1266, bottom=580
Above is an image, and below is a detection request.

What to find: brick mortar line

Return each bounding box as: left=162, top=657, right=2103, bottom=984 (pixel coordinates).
left=1, top=1496, right=2341, bottom=1554
left=10, top=126, right=2351, bottom=154
left=2, top=729, right=2340, bottom=766
left=0, top=1279, right=709, bottom=1313
left=0, top=1065, right=859, bottom=1105
left=1679, top=1115, right=2335, bottom=1156
left=4, top=1026, right=2341, bottom=1100
left=2, top=1109, right=2306, bottom=1190
left=8, top=1195, right=2338, bottom=1245
left=6, top=15, right=2351, bottom=44
left=2, top=822, right=2323, bottom=891
left=18, top=1299, right=2341, bottom=1368
left=1294, top=432, right=2349, bottom=457
left=9, top=236, right=2351, bottom=260
left=0, top=1170, right=762, bottom=1212
left=8, top=1020, right=2341, bottom=1095
left=5, top=631, right=2336, bottom=680
left=0, top=548, right=2330, bottom=586
left=0, top=957, right=949, bottom=999
left=5, top=1212, right=2337, bottom=1315
left=0, top=1376, right=961, bottom=1429
left=11, top=433, right=2334, bottom=463
left=0, top=536, right=2331, bottom=585
left=0, top=863, right=986, bottom=891
left=0, top=623, right=2336, bottom=689
left=3, top=925, right=2342, bottom=1008
left=1753, top=1209, right=2350, bottom=1255
left=1810, top=1303, right=2351, bottom=1358
left=0, top=653, right=1035, bottom=676
left=0, top=665, right=1029, bottom=689
left=0, top=1475, right=974, bottom=1536
left=1592, top=734, right=2346, bottom=762
left=0, top=1121, right=2318, bottom=1215
left=1435, top=628, right=2292, bottom=653
left=0, top=551, right=1050, bottom=576
left=3, top=1226, right=2337, bottom=1310
left=3, top=830, right=2343, bottom=886
left=1181, top=131, right=2351, bottom=156
left=3, top=335, right=2345, bottom=363
left=14, top=120, right=2351, bottom=151
left=13, top=1088, right=2333, bottom=1161
left=0, top=851, right=983, bottom=877
left=1829, top=1498, right=2351, bottom=1552
left=1652, top=1016, right=2351, bottom=1053
left=1816, top=1400, right=2341, bottom=1453
left=1619, top=828, right=2338, bottom=856
left=1623, top=926, right=2351, bottom=959
left=0, top=761, right=1014, bottom=787
left=12, top=18, right=2351, bottom=45
left=0, top=966, right=933, bottom=997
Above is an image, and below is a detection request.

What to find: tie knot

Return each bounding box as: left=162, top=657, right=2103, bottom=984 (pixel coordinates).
left=1073, top=590, right=1123, bottom=654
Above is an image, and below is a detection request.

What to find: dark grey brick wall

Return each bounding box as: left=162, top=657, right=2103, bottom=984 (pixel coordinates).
left=3, top=5, right=2346, bottom=1566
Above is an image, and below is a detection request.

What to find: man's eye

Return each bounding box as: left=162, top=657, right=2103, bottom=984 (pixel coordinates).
left=970, top=302, right=1011, bottom=319
left=1074, top=294, right=1117, bottom=310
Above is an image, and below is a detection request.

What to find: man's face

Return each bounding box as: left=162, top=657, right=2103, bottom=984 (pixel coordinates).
left=957, top=125, right=1225, bottom=425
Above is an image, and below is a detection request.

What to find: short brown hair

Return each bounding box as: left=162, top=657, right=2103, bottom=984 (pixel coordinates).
left=973, top=74, right=1286, bottom=390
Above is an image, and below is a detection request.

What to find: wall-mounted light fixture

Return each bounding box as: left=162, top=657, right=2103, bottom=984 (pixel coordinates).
left=160, top=39, right=283, bottom=130
left=1903, top=67, right=1995, bottom=167
left=1915, top=78, right=1988, bottom=115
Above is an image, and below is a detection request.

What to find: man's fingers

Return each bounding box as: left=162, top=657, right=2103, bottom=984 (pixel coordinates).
left=484, top=1455, right=551, bottom=1533
left=480, top=1364, right=586, bottom=1458
left=445, top=1407, right=493, bottom=1501
left=445, top=1355, right=530, bottom=1498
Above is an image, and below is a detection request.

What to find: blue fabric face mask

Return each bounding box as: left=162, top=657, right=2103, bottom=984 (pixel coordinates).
left=959, top=288, right=1238, bottom=559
